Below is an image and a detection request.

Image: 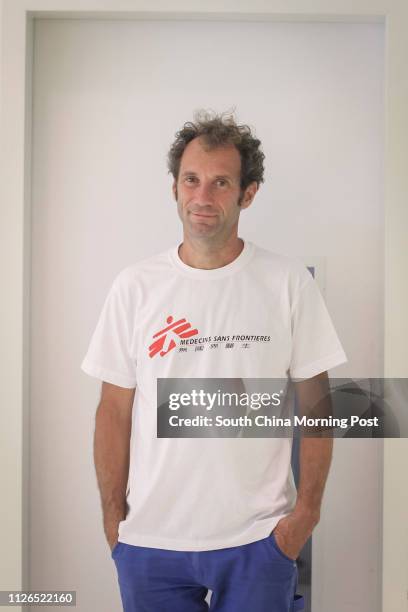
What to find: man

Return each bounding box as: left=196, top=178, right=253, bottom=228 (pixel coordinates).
left=81, top=111, right=347, bottom=611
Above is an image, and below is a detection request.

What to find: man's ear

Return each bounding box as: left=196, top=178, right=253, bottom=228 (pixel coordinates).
left=240, top=181, right=258, bottom=210
left=172, top=180, right=178, bottom=201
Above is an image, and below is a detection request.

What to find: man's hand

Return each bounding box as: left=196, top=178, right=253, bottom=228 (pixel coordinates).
left=272, top=508, right=319, bottom=560
left=105, top=520, right=120, bottom=552
left=108, top=538, right=118, bottom=552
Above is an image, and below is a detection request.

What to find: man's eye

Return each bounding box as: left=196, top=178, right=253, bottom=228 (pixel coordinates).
left=185, top=176, right=197, bottom=183
left=216, top=179, right=227, bottom=187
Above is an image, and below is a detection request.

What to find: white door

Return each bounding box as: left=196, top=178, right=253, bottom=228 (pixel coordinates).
left=30, top=18, right=384, bottom=612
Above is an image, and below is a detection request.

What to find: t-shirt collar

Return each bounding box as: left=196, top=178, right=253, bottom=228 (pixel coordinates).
left=168, top=238, right=254, bottom=279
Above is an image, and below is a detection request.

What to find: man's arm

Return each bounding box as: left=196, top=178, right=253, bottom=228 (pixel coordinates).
left=273, top=371, right=333, bottom=559
left=94, top=381, right=135, bottom=551
left=294, top=370, right=333, bottom=519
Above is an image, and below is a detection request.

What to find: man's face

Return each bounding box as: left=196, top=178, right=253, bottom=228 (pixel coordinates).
left=173, top=137, right=257, bottom=242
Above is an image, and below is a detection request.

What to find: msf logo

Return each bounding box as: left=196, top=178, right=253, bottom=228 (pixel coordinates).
left=148, top=316, right=198, bottom=358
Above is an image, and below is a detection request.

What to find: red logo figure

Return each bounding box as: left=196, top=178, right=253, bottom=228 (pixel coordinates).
left=149, top=316, right=198, bottom=358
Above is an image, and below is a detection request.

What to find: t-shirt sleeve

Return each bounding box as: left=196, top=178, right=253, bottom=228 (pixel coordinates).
left=289, top=275, right=347, bottom=380
left=80, top=272, right=137, bottom=388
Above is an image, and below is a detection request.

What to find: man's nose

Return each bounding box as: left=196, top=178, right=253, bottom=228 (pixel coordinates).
left=194, top=182, right=214, bottom=204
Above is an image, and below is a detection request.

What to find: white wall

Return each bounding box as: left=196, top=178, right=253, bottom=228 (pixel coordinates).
left=29, top=18, right=384, bottom=612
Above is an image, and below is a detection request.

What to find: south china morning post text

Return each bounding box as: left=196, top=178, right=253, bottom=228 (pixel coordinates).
left=157, top=384, right=380, bottom=436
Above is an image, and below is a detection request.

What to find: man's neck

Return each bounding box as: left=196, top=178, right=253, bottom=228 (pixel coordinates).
left=178, top=235, right=244, bottom=270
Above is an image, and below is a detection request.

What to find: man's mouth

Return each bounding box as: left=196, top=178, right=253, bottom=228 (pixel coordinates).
left=191, top=212, right=217, bottom=218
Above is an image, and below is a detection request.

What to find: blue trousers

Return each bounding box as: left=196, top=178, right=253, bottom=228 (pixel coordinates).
left=112, top=533, right=304, bottom=611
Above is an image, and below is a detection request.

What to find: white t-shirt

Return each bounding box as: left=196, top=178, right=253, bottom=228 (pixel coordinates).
left=81, top=239, right=347, bottom=551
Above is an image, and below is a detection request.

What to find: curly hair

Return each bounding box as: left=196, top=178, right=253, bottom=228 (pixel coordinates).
left=167, top=110, right=265, bottom=191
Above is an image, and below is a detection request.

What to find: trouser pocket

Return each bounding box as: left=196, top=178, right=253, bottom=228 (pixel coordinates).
left=268, top=533, right=297, bottom=564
